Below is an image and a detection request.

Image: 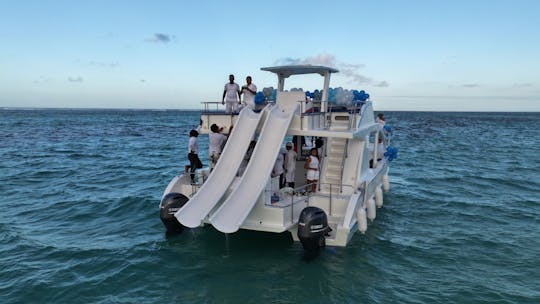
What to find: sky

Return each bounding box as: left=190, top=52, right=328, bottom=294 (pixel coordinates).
left=1, top=0, right=539, bottom=111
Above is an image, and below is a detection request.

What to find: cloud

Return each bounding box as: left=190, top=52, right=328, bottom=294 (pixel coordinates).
left=89, top=61, right=119, bottom=68
left=461, top=83, right=480, bottom=88
left=146, top=33, right=172, bottom=43
left=373, top=81, right=389, bottom=87
left=274, top=53, right=388, bottom=87
left=513, top=83, right=533, bottom=88
left=68, top=76, right=83, bottom=83
left=274, top=53, right=338, bottom=67
left=33, top=76, right=51, bottom=84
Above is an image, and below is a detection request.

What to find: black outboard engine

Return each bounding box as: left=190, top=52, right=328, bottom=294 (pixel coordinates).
left=160, top=192, right=189, bottom=235
left=297, top=206, right=330, bottom=252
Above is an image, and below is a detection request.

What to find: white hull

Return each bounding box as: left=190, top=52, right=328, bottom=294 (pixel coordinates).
left=161, top=65, right=393, bottom=247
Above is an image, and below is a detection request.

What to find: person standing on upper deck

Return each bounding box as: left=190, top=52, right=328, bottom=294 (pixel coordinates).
left=222, top=74, right=241, bottom=114
left=241, top=76, right=257, bottom=110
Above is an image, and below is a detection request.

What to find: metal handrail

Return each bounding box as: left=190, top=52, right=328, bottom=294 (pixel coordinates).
left=338, top=138, right=349, bottom=193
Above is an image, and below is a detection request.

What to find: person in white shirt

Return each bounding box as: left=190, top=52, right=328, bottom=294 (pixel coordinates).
left=272, top=150, right=285, bottom=188
left=187, top=129, right=202, bottom=183
left=241, top=76, right=257, bottom=110
left=284, top=142, right=297, bottom=188
left=304, top=148, right=320, bottom=192
left=222, top=74, right=241, bottom=114
left=208, top=124, right=228, bottom=171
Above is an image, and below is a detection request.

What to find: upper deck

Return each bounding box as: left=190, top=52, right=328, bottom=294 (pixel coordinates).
left=199, top=65, right=380, bottom=139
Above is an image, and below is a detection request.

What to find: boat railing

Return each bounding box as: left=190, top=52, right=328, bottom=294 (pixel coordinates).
left=268, top=182, right=355, bottom=224
left=297, top=100, right=364, bottom=131
left=317, top=183, right=356, bottom=216
left=201, top=101, right=228, bottom=114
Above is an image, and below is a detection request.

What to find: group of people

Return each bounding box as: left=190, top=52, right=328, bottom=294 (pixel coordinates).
left=186, top=130, right=321, bottom=193
left=272, top=142, right=297, bottom=189
left=272, top=142, right=320, bottom=193
left=185, top=122, right=229, bottom=183
left=222, top=74, right=257, bottom=114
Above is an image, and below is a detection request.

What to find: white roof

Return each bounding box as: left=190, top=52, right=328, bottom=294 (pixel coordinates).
left=261, top=65, right=339, bottom=78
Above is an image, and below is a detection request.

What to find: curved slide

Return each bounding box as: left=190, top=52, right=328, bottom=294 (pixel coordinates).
left=209, top=104, right=299, bottom=233
left=175, top=107, right=265, bottom=228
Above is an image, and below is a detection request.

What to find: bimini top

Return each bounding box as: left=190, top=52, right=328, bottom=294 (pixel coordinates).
left=261, top=65, right=339, bottom=78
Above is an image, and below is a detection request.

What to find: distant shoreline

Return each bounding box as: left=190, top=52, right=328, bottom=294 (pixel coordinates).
left=1, top=107, right=201, bottom=112
left=1, top=107, right=538, bottom=113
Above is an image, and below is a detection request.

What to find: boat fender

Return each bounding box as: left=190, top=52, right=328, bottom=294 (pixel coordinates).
left=160, top=192, right=189, bottom=234
left=383, top=174, right=390, bottom=192
left=297, top=206, right=330, bottom=252
left=367, top=197, right=376, bottom=221
left=375, top=186, right=383, bottom=208
left=357, top=207, right=367, bottom=234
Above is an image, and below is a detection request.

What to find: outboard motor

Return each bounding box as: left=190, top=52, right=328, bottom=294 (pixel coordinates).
left=297, top=206, right=330, bottom=252
left=159, top=192, right=189, bottom=235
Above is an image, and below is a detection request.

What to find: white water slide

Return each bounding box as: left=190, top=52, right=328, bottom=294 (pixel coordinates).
left=175, top=107, right=264, bottom=228
left=210, top=103, right=300, bottom=233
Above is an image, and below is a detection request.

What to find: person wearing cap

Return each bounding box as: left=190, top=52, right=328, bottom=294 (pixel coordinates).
left=284, top=142, right=297, bottom=188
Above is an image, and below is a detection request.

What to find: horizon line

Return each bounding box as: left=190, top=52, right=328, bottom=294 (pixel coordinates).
left=1, top=106, right=539, bottom=113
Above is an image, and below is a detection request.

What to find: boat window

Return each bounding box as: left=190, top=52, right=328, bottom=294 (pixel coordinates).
left=334, top=115, right=349, bottom=121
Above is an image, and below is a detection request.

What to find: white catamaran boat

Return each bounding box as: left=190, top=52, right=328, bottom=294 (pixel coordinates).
left=160, top=65, right=393, bottom=252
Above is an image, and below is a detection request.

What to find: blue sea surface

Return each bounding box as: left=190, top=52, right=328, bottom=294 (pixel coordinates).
left=1, top=109, right=539, bottom=303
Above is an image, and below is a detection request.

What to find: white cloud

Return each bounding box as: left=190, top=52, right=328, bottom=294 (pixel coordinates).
left=274, top=53, right=388, bottom=87
left=145, top=33, right=173, bottom=43
left=68, top=76, right=83, bottom=83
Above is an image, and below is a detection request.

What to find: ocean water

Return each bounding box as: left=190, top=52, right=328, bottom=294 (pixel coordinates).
left=1, top=109, right=539, bottom=304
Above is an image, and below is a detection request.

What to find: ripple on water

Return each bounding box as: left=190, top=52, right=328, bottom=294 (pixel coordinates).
left=1, top=110, right=540, bottom=303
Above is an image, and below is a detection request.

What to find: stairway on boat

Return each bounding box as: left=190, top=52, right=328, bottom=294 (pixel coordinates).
left=320, top=118, right=349, bottom=193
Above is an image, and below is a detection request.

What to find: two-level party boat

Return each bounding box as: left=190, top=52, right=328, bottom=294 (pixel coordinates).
left=160, top=65, right=394, bottom=252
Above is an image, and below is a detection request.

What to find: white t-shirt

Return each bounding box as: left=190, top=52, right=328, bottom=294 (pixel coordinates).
left=284, top=149, right=297, bottom=182
left=188, top=136, right=198, bottom=154
left=224, top=83, right=240, bottom=102
left=242, top=83, right=257, bottom=108
left=307, top=155, right=319, bottom=170
left=272, top=152, right=284, bottom=176
left=306, top=155, right=320, bottom=180
left=209, top=132, right=227, bottom=154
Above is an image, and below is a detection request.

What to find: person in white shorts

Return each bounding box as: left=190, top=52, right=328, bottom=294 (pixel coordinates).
left=304, top=148, right=320, bottom=192
left=241, top=76, right=257, bottom=110
left=222, top=74, right=241, bottom=114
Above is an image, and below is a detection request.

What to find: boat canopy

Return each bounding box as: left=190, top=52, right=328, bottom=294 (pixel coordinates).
left=261, top=65, right=339, bottom=113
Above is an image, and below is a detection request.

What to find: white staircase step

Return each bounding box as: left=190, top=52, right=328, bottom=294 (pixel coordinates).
left=326, top=166, right=341, bottom=172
